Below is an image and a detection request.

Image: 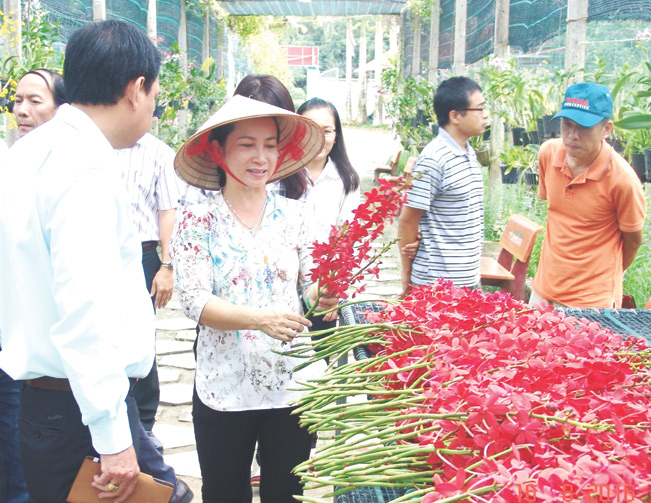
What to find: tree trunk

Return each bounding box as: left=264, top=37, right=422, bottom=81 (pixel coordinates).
left=357, top=19, right=367, bottom=124
left=345, top=19, right=354, bottom=123
left=374, top=18, right=384, bottom=126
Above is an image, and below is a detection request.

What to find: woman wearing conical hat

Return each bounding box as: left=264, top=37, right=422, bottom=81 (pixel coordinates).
left=171, top=95, right=339, bottom=503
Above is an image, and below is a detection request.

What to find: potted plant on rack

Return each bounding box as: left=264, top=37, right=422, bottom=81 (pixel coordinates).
left=469, top=135, right=490, bottom=167
left=521, top=144, right=540, bottom=186
left=612, top=61, right=651, bottom=182
left=616, top=114, right=651, bottom=183
left=520, top=83, right=548, bottom=146
left=499, top=144, right=534, bottom=184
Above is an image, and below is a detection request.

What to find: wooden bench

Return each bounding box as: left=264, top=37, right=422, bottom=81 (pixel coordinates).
left=374, top=150, right=402, bottom=181
left=403, top=156, right=417, bottom=174
left=481, top=214, right=543, bottom=301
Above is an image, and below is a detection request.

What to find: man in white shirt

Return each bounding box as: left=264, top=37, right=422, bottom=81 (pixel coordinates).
left=0, top=21, right=160, bottom=502
left=0, top=67, right=66, bottom=503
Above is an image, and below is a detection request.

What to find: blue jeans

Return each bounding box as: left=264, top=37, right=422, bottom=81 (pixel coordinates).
left=19, top=382, right=141, bottom=503
left=134, top=246, right=161, bottom=430
left=0, top=369, right=30, bottom=503
left=137, top=422, right=176, bottom=485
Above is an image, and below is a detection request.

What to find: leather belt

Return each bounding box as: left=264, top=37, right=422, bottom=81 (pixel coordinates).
left=142, top=241, right=158, bottom=252
left=26, top=376, right=71, bottom=391
left=26, top=377, right=139, bottom=393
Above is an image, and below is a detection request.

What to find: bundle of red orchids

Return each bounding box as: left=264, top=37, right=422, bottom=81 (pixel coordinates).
left=305, top=175, right=411, bottom=316
left=291, top=281, right=651, bottom=503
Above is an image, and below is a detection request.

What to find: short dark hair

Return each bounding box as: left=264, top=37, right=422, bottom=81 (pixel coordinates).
left=297, top=97, right=359, bottom=195
left=64, top=20, right=160, bottom=105
left=434, top=77, right=482, bottom=127
left=233, top=74, right=308, bottom=200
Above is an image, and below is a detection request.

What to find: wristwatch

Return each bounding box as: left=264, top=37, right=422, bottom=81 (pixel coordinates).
left=160, top=261, right=173, bottom=270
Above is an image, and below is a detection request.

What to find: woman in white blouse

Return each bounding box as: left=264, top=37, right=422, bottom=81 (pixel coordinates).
left=298, top=97, right=360, bottom=243
left=171, top=96, right=338, bottom=503
left=297, top=97, right=360, bottom=332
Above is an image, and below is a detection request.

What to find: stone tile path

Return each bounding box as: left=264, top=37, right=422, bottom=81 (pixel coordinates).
left=152, top=126, right=403, bottom=502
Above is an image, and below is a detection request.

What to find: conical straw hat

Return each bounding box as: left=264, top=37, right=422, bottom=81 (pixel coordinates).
left=175, top=95, right=325, bottom=190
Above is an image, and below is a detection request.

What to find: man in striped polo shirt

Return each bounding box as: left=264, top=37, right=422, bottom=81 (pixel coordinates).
left=398, top=76, right=488, bottom=297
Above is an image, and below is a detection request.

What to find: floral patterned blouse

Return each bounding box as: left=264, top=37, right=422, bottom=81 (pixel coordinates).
left=171, top=191, right=325, bottom=411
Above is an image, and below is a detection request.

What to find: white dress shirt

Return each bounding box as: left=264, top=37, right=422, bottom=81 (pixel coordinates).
left=0, top=104, right=155, bottom=454
left=303, top=160, right=360, bottom=244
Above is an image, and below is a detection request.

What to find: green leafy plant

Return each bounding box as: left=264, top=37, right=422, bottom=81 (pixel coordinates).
left=499, top=144, right=537, bottom=174
left=380, top=57, right=436, bottom=153
left=154, top=44, right=226, bottom=149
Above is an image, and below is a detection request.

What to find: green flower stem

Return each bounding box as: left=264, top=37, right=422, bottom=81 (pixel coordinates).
left=530, top=412, right=615, bottom=431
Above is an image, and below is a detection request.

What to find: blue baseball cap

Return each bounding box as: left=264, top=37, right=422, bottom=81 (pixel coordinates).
left=552, top=83, right=613, bottom=128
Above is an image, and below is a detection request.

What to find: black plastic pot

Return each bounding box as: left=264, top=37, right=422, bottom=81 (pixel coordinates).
left=527, top=130, right=539, bottom=145
left=542, top=114, right=560, bottom=138
left=644, top=148, right=651, bottom=182
left=512, top=127, right=525, bottom=146
left=524, top=169, right=539, bottom=186
left=501, top=165, right=521, bottom=184
left=537, top=119, right=545, bottom=140
left=630, top=152, right=646, bottom=183
left=607, top=138, right=624, bottom=154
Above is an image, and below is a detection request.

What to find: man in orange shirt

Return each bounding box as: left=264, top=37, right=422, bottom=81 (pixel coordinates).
left=531, top=83, right=646, bottom=308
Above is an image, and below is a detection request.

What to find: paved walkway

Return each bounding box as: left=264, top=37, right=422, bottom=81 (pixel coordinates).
left=154, top=126, right=403, bottom=502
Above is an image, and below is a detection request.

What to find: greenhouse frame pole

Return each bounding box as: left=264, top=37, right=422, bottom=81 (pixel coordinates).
left=565, top=0, right=588, bottom=78
left=147, top=0, right=156, bottom=39
left=453, top=0, right=466, bottom=75
left=4, top=0, right=20, bottom=145
left=411, top=13, right=421, bottom=77
left=92, top=0, right=105, bottom=21
left=487, top=0, right=510, bottom=200
left=428, top=0, right=439, bottom=83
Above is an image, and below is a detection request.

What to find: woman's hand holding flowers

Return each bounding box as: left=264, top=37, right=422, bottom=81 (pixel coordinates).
left=255, top=308, right=312, bottom=342
left=306, top=284, right=340, bottom=322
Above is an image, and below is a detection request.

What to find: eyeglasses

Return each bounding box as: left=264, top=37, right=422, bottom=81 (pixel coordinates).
left=459, top=104, right=487, bottom=112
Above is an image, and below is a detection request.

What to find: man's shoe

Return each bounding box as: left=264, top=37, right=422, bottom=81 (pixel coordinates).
left=146, top=430, right=164, bottom=454
left=170, top=479, right=194, bottom=503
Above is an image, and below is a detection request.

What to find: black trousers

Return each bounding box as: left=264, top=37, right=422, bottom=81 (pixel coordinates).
left=134, top=246, right=161, bottom=431
left=192, top=390, right=312, bottom=503
left=18, top=383, right=140, bottom=503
